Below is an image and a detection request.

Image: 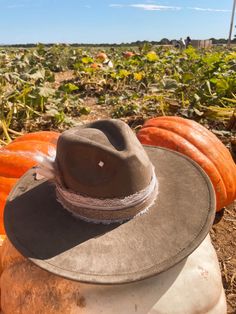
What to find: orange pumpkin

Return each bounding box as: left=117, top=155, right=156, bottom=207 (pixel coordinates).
left=12, top=131, right=59, bottom=144
left=90, top=63, right=102, bottom=69
left=123, top=51, right=135, bottom=58
left=0, top=131, right=60, bottom=233
left=137, top=116, right=236, bottom=211
left=96, top=52, right=108, bottom=62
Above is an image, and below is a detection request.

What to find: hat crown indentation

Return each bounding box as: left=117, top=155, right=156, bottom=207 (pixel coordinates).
left=56, top=119, right=153, bottom=199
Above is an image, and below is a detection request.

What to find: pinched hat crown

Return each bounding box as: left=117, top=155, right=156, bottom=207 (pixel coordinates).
left=56, top=119, right=153, bottom=198
left=52, top=119, right=158, bottom=223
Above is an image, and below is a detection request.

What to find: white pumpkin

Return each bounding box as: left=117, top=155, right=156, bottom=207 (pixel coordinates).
left=0, top=235, right=226, bottom=314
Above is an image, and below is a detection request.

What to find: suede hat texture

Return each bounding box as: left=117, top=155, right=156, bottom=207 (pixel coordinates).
left=4, top=119, right=215, bottom=284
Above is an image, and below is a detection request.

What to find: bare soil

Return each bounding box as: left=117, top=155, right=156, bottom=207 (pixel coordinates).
left=53, top=70, right=75, bottom=88
left=211, top=202, right=236, bottom=314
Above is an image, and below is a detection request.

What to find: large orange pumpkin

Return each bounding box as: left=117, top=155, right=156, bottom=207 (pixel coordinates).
left=0, top=131, right=60, bottom=234
left=137, top=116, right=236, bottom=211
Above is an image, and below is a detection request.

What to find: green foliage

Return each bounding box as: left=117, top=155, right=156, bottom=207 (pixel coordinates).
left=0, top=44, right=235, bottom=143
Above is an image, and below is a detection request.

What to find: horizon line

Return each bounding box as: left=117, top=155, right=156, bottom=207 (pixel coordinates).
left=0, top=37, right=232, bottom=46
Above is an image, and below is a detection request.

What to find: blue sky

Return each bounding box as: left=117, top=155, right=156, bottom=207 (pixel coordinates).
left=0, top=0, right=234, bottom=44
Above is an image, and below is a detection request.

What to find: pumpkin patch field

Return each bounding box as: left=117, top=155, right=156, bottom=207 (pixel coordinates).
left=0, top=44, right=235, bottom=312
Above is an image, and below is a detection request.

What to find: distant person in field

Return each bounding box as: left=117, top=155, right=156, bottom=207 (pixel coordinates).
left=180, top=37, right=185, bottom=49
left=185, top=36, right=192, bottom=48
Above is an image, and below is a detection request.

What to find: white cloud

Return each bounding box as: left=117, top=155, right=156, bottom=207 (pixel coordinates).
left=5, top=0, right=41, bottom=9
left=7, top=4, right=26, bottom=9
left=109, top=4, right=124, bottom=8
left=109, top=4, right=230, bottom=13
left=110, top=4, right=181, bottom=11
left=189, top=7, right=230, bottom=13
left=130, top=4, right=180, bottom=11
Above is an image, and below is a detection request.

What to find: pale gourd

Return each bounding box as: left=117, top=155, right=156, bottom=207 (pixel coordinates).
left=0, top=236, right=226, bottom=314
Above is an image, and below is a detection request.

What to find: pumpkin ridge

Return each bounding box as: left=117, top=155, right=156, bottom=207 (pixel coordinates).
left=140, top=116, right=236, bottom=207
left=141, top=122, right=236, bottom=204
left=1, top=237, right=25, bottom=270
left=4, top=141, right=56, bottom=156
left=142, top=117, right=233, bottom=161
left=13, top=131, right=60, bottom=144
left=0, top=154, right=37, bottom=178
left=138, top=127, right=227, bottom=209
left=0, top=177, right=18, bottom=195
left=0, top=194, right=7, bottom=234
left=0, top=130, right=60, bottom=237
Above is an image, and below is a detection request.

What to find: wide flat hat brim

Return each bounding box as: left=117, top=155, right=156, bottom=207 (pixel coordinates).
left=4, top=146, right=215, bottom=284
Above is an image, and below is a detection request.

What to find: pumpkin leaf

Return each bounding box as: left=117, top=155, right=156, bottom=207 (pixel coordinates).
left=146, top=51, right=159, bottom=62
left=81, top=56, right=93, bottom=64
left=182, top=72, right=194, bottom=83
left=28, top=69, right=45, bottom=81
left=162, top=78, right=179, bottom=90
left=38, top=87, right=55, bottom=98
left=60, top=83, right=79, bottom=93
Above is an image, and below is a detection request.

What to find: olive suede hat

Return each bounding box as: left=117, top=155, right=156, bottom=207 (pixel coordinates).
left=4, top=119, right=215, bottom=284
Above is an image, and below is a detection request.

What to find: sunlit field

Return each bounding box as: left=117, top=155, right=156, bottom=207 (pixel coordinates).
left=0, top=44, right=235, bottom=144
left=0, top=43, right=236, bottom=312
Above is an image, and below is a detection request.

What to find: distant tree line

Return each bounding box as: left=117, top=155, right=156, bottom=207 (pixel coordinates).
left=1, top=38, right=236, bottom=48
